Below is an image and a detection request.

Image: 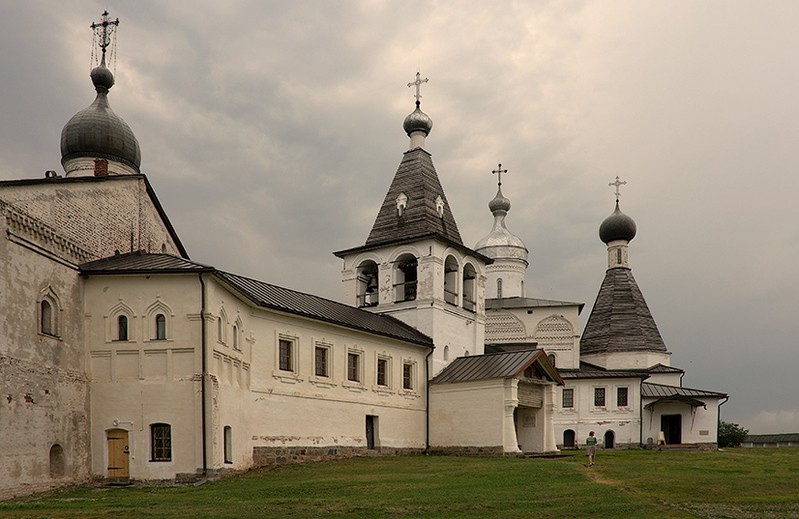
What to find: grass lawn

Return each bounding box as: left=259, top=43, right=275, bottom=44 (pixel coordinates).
left=2, top=448, right=799, bottom=518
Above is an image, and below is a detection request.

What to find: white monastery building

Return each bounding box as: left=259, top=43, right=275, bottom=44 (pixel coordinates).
left=0, top=12, right=726, bottom=498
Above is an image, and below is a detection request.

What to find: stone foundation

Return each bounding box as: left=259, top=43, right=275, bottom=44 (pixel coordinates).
left=425, top=446, right=507, bottom=457
left=252, top=446, right=423, bottom=467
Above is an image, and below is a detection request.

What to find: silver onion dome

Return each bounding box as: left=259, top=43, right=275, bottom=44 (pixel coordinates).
left=475, top=186, right=528, bottom=261
left=599, top=201, right=637, bottom=244
left=60, top=63, right=141, bottom=172
left=403, top=102, right=433, bottom=137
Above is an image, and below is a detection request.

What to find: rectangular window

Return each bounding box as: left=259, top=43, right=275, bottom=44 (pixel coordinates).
left=315, top=345, right=329, bottom=377
left=402, top=362, right=414, bottom=390
left=594, top=387, right=606, bottom=407
left=562, top=388, right=574, bottom=408
left=617, top=386, right=629, bottom=407
left=278, top=338, right=293, bottom=372
left=347, top=352, right=361, bottom=382
left=151, top=423, right=172, bottom=461
left=377, top=357, right=388, bottom=386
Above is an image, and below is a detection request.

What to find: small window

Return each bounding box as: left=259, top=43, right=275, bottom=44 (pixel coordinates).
left=224, top=426, right=233, bottom=464
left=40, top=299, right=58, bottom=336
left=347, top=352, right=361, bottom=382
left=617, top=387, right=629, bottom=407
left=232, top=325, right=239, bottom=350
left=547, top=353, right=556, bottom=367
left=497, top=278, right=503, bottom=299
left=217, top=316, right=225, bottom=343
left=150, top=423, right=172, bottom=461
left=616, top=248, right=623, bottom=264
left=315, top=345, right=329, bottom=377
left=402, top=362, right=414, bottom=390
left=155, top=314, right=167, bottom=340
left=377, top=358, right=388, bottom=387
left=279, top=339, right=294, bottom=372
left=117, top=315, right=128, bottom=341
left=443, top=345, right=449, bottom=361
left=562, top=388, right=574, bottom=408
left=594, top=387, right=606, bottom=407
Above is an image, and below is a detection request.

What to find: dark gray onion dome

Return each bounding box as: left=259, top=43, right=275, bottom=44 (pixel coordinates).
left=403, top=102, right=433, bottom=136
left=599, top=201, right=637, bottom=244
left=488, top=187, right=511, bottom=213
left=60, top=64, right=141, bottom=172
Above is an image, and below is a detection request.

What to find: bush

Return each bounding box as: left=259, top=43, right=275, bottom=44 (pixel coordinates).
left=718, top=420, right=748, bottom=448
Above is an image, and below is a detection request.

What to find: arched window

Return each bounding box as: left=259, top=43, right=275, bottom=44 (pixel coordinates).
left=443, top=345, right=450, bottom=362
left=395, top=254, right=418, bottom=302
left=462, top=263, right=477, bottom=312
left=356, top=260, right=379, bottom=308
left=117, top=315, right=128, bottom=341
left=563, top=429, right=576, bottom=449
left=41, top=300, right=54, bottom=335
left=548, top=353, right=556, bottom=367
left=465, top=350, right=471, bottom=356
left=217, top=316, right=225, bottom=343
left=232, top=325, right=239, bottom=350
left=49, top=444, right=65, bottom=478
left=497, top=278, right=503, bottom=299
left=224, top=426, right=233, bottom=464
left=155, top=314, right=166, bottom=340
left=444, top=255, right=459, bottom=305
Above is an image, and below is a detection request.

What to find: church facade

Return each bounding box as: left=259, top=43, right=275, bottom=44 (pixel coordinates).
left=0, top=13, right=725, bottom=499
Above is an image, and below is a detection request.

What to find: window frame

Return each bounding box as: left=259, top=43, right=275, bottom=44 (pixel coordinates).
left=154, top=313, right=167, bottom=340
left=593, top=386, right=606, bottom=408
left=402, top=362, right=415, bottom=391
left=376, top=356, right=390, bottom=387
left=347, top=351, right=362, bottom=383
left=278, top=338, right=295, bottom=373
left=150, top=423, right=172, bottom=462
left=562, top=387, right=574, bottom=408
left=617, top=386, right=629, bottom=408
left=314, top=343, right=331, bottom=378
left=116, top=315, right=129, bottom=341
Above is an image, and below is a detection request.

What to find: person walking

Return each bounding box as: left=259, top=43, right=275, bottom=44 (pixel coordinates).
left=586, top=431, right=598, bottom=466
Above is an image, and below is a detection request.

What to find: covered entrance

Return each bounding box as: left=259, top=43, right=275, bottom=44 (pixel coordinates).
left=661, top=414, right=682, bottom=444
left=106, top=429, right=130, bottom=479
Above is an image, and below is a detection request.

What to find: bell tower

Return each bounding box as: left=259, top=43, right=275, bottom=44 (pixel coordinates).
left=335, top=73, right=491, bottom=376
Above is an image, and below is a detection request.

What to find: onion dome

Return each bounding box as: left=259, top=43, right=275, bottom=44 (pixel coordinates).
left=599, top=201, right=637, bottom=244
left=403, top=101, right=433, bottom=137
left=60, top=63, right=141, bottom=173
left=475, top=186, right=528, bottom=261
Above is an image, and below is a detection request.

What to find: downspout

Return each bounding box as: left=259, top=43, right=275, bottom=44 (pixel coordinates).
left=424, top=347, right=434, bottom=453
left=717, top=396, right=729, bottom=447
left=199, top=273, right=208, bottom=476
left=639, top=378, right=644, bottom=448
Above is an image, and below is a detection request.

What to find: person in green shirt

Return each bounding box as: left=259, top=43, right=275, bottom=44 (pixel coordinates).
left=586, top=431, right=597, bottom=466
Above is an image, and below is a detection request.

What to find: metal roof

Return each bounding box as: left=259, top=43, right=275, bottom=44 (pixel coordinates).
left=647, top=363, right=684, bottom=373
left=641, top=382, right=727, bottom=399
left=581, top=267, right=668, bottom=356
left=80, top=252, right=433, bottom=348
left=80, top=251, right=212, bottom=273
left=431, top=349, right=562, bottom=385
left=744, top=433, right=799, bottom=444
left=486, top=296, right=584, bottom=313
left=558, top=361, right=649, bottom=380
left=214, top=271, right=433, bottom=347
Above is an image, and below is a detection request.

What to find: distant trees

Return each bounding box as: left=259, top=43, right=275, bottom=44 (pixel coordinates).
left=718, top=421, right=749, bottom=448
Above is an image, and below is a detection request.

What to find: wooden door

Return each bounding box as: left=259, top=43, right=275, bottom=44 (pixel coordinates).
left=107, top=429, right=130, bottom=479
left=365, top=416, right=376, bottom=450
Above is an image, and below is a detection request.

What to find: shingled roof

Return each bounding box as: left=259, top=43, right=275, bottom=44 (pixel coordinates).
left=80, top=252, right=433, bottom=348
left=365, top=148, right=462, bottom=247
left=432, top=349, right=562, bottom=385
left=581, top=267, right=667, bottom=356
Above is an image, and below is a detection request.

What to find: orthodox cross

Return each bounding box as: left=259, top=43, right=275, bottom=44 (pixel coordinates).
left=407, top=72, right=429, bottom=104
left=609, top=176, right=627, bottom=202
left=492, top=164, right=508, bottom=186
left=90, top=11, right=119, bottom=65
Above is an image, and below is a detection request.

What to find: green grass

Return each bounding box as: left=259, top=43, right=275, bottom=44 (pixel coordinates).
left=3, top=448, right=799, bottom=518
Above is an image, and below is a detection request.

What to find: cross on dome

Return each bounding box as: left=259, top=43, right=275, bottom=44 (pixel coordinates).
left=90, top=10, right=119, bottom=66
left=492, top=164, right=508, bottom=186
left=609, top=176, right=627, bottom=202
left=407, top=72, right=429, bottom=105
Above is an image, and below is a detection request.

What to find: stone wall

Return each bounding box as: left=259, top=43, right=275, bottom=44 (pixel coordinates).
left=252, top=446, right=423, bottom=467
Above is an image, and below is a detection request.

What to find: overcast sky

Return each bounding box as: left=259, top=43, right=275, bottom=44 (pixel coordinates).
left=2, top=1, right=798, bottom=434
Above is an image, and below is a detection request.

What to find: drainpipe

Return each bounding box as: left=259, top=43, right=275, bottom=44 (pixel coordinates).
left=717, top=396, right=729, bottom=447
left=199, top=273, right=208, bottom=475
left=639, top=378, right=644, bottom=448
left=424, top=346, right=434, bottom=452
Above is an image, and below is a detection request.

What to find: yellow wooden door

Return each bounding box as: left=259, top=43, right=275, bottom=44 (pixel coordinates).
left=107, top=429, right=130, bottom=479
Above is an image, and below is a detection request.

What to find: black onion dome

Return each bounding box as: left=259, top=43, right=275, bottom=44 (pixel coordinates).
left=60, top=64, right=141, bottom=171
left=599, top=201, right=637, bottom=244
left=403, top=102, right=433, bottom=136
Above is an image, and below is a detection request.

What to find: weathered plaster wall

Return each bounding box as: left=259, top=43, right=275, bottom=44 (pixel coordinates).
left=429, top=379, right=508, bottom=449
